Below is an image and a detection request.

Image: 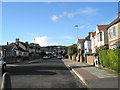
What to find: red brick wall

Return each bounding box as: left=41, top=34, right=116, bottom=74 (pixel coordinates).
left=86, top=56, right=94, bottom=65
left=72, top=56, right=76, bottom=61
left=68, top=56, right=71, bottom=60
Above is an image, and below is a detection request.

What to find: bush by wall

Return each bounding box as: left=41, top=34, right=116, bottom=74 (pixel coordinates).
left=99, top=49, right=120, bottom=73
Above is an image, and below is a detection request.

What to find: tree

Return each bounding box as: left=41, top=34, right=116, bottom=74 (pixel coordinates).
left=67, top=44, right=77, bottom=56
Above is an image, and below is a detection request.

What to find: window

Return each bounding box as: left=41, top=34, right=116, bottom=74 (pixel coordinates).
left=100, top=32, right=102, bottom=41
left=110, top=26, right=116, bottom=38
left=97, top=35, right=99, bottom=42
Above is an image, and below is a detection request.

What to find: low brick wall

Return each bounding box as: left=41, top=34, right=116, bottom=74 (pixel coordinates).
left=86, top=56, right=94, bottom=65
left=68, top=56, right=71, bottom=60
left=72, top=56, right=76, bottom=61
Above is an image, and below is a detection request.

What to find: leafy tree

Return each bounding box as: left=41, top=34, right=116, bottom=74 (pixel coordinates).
left=67, top=44, right=77, bottom=56
left=95, top=46, right=108, bottom=56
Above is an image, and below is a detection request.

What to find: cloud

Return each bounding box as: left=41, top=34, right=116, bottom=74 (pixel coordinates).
left=32, top=36, right=61, bottom=46
left=59, top=11, right=75, bottom=19
left=32, top=36, right=49, bottom=46
left=78, top=7, right=98, bottom=15
left=51, top=7, right=98, bottom=21
left=51, top=15, right=59, bottom=21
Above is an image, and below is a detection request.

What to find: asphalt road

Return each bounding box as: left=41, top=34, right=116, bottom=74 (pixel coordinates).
left=7, top=58, right=86, bottom=88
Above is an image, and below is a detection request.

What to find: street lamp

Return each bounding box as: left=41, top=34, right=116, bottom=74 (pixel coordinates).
left=74, top=24, right=79, bottom=62
left=74, top=24, right=79, bottom=40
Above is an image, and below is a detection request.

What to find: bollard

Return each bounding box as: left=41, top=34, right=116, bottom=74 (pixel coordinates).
left=1, top=72, right=11, bottom=90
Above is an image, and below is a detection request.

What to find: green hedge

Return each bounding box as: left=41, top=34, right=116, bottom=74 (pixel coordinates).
left=99, top=49, right=120, bottom=73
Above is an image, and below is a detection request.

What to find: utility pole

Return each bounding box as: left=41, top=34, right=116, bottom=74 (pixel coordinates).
left=74, top=24, right=80, bottom=62
left=74, top=24, right=79, bottom=40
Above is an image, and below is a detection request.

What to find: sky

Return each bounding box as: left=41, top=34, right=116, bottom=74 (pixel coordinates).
left=1, top=2, right=119, bottom=46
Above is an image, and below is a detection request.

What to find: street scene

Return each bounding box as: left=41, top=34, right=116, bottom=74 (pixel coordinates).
left=0, top=1, right=120, bottom=90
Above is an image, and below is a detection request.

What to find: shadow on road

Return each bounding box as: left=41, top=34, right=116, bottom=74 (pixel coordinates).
left=71, top=65, right=94, bottom=69
left=7, top=60, right=69, bottom=76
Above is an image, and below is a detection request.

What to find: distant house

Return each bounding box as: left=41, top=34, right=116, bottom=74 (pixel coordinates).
left=0, top=44, right=17, bottom=57
left=89, top=32, right=96, bottom=53
left=9, top=38, right=29, bottom=57
left=84, top=34, right=92, bottom=54
left=83, top=34, right=95, bottom=65
left=29, top=43, right=41, bottom=58
left=77, top=39, right=85, bottom=62
left=107, top=17, right=120, bottom=49
left=95, top=25, right=109, bottom=48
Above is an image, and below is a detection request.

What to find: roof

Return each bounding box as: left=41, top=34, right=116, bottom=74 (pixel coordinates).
left=97, top=25, right=109, bottom=31
left=92, top=32, right=96, bottom=37
left=85, top=35, right=90, bottom=40
left=107, top=17, right=120, bottom=28
left=89, top=32, right=96, bottom=37
left=77, top=39, right=85, bottom=43
left=0, top=44, right=16, bottom=52
left=16, top=47, right=28, bottom=52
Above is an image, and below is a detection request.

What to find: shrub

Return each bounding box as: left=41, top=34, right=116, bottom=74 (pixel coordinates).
left=99, top=49, right=120, bottom=73
left=73, top=53, right=78, bottom=56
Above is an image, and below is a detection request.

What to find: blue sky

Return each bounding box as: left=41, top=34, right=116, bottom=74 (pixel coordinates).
left=2, top=2, right=118, bottom=46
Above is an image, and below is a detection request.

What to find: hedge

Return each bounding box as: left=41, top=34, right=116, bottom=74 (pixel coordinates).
left=99, top=49, right=120, bottom=73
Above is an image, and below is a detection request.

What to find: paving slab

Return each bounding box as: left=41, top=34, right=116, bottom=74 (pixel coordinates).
left=63, top=59, right=119, bottom=88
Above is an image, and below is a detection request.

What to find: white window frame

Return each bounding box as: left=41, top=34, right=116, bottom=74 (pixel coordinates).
left=110, top=26, right=116, bottom=39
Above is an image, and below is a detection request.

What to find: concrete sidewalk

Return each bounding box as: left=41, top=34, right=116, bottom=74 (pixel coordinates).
left=63, top=59, right=119, bottom=89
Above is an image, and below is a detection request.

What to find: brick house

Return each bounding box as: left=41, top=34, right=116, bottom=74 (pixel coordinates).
left=83, top=34, right=94, bottom=65
left=95, top=25, right=109, bottom=48
left=107, top=17, right=120, bottom=49
left=77, top=39, right=85, bottom=62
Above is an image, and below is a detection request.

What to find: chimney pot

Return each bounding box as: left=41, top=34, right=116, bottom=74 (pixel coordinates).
left=7, top=42, right=9, bottom=45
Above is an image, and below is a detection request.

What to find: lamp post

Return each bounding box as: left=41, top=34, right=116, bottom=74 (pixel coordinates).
left=74, top=24, right=79, bottom=40
left=74, top=24, right=79, bottom=62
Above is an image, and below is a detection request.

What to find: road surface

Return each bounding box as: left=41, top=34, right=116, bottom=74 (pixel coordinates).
left=7, top=58, right=87, bottom=88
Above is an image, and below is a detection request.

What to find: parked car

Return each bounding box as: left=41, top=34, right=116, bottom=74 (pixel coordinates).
left=0, top=57, right=6, bottom=74
left=57, top=55, right=62, bottom=59
left=43, top=56, right=49, bottom=60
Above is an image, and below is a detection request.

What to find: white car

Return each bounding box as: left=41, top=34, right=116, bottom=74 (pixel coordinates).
left=0, top=59, right=6, bottom=74
left=43, top=56, right=49, bottom=60
left=57, top=55, right=62, bottom=59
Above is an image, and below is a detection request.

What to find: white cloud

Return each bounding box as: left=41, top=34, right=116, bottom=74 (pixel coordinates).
left=32, top=36, right=62, bottom=46
left=32, top=36, right=49, bottom=46
left=51, top=15, right=59, bottom=21
left=51, top=7, right=98, bottom=21
left=59, top=11, right=75, bottom=19
left=78, top=7, right=98, bottom=15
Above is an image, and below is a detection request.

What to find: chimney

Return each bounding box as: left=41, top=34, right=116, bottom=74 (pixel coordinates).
left=25, top=42, right=28, bottom=44
left=16, top=38, right=19, bottom=45
left=7, top=42, right=9, bottom=45
left=25, top=42, right=28, bottom=46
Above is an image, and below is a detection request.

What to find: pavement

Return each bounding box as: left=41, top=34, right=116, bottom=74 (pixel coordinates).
left=62, top=59, right=119, bottom=89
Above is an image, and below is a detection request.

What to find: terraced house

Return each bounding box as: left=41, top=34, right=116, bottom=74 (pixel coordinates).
left=107, top=15, right=120, bottom=49
left=77, top=10, right=120, bottom=66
